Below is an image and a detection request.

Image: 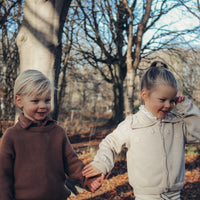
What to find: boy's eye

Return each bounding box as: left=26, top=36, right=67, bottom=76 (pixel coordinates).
left=31, top=100, right=39, bottom=103
left=45, top=99, right=51, bottom=103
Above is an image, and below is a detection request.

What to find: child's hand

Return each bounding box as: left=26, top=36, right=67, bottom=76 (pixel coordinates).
left=82, top=164, right=102, bottom=178
left=89, top=173, right=105, bottom=192
left=83, top=164, right=105, bottom=192
left=175, top=96, right=185, bottom=104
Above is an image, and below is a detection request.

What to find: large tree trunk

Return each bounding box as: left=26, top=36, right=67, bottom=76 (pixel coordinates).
left=16, top=0, right=72, bottom=120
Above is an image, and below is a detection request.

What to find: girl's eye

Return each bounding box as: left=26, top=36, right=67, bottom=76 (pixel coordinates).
left=170, top=100, right=175, bottom=104
left=160, top=99, right=165, bottom=102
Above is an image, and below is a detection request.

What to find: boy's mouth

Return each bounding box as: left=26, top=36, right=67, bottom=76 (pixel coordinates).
left=37, top=112, right=46, bottom=116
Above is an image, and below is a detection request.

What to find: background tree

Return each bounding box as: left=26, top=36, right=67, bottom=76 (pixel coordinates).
left=73, top=0, right=197, bottom=123
left=0, top=0, right=22, bottom=121
left=177, top=0, right=200, bottom=20
left=121, top=0, right=152, bottom=116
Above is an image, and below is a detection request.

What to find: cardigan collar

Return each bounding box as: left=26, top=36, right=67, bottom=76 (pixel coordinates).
left=130, top=107, right=182, bottom=129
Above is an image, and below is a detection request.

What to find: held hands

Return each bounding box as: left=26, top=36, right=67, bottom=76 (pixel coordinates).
left=175, top=96, right=185, bottom=104
left=83, top=164, right=105, bottom=192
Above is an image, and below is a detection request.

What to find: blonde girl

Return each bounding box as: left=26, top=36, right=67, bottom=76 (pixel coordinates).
left=83, top=61, right=200, bottom=200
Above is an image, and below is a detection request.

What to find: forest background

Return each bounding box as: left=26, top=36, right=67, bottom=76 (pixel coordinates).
left=0, top=0, right=200, bottom=199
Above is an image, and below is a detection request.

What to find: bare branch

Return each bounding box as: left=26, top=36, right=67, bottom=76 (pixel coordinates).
left=178, top=0, right=200, bottom=20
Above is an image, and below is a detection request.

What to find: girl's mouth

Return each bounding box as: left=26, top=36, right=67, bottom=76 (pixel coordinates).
left=161, top=110, right=168, bottom=114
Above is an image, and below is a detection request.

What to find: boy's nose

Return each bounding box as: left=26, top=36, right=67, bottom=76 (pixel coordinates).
left=39, top=101, right=46, bottom=108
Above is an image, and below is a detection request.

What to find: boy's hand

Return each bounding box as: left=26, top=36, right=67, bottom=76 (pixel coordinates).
left=175, top=96, right=185, bottom=104
left=89, top=173, right=105, bottom=192
left=83, top=164, right=105, bottom=192
left=82, top=164, right=102, bottom=178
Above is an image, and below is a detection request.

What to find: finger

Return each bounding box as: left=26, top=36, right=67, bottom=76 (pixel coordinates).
left=91, top=181, right=102, bottom=190
left=84, top=170, right=99, bottom=178
left=100, top=173, right=105, bottom=180
left=82, top=165, right=94, bottom=175
left=83, top=164, right=93, bottom=171
left=83, top=165, right=102, bottom=177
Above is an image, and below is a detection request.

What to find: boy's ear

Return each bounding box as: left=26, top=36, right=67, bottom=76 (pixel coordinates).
left=141, top=88, right=148, bottom=101
left=15, top=95, right=23, bottom=109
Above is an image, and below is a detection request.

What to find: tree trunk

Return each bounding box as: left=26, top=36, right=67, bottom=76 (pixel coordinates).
left=121, top=0, right=135, bottom=116
left=16, top=0, right=72, bottom=120
left=112, top=81, right=124, bottom=124
left=110, top=63, right=125, bottom=124
left=122, top=0, right=153, bottom=116
left=124, top=68, right=135, bottom=115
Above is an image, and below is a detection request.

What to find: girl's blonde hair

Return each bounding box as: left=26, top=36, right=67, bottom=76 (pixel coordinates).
left=141, top=61, right=178, bottom=93
left=14, top=69, right=53, bottom=98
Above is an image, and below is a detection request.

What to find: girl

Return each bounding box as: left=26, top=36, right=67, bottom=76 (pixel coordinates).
left=83, top=61, right=200, bottom=200
left=0, top=69, right=96, bottom=200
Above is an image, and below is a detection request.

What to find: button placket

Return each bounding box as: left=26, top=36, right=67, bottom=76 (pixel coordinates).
left=160, top=121, right=169, bottom=189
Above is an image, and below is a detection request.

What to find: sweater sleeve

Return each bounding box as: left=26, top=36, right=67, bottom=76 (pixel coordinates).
left=90, top=115, right=132, bottom=175
left=175, top=96, right=200, bottom=143
left=0, top=131, right=15, bottom=200
left=63, top=134, right=85, bottom=185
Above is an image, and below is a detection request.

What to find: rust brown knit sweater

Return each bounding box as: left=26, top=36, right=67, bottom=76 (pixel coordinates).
left=0, top=113, right=86, bottom=200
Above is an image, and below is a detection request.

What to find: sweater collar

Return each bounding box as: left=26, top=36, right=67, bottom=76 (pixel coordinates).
left=18, top=113, right=55, bottom=129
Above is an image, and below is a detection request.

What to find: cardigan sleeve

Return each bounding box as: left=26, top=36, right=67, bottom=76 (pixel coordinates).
left=0, top=131, right=15, bottom=200
left=90, top=115, right=132, bottom=175
left=175, top=96, right=200, bottom=143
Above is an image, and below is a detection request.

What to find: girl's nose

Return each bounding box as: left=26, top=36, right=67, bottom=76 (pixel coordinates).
left=165, top=101, right=171, bottom=108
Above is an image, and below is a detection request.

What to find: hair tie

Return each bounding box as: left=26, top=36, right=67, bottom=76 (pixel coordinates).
left=150, top=61, right=168, bottom=69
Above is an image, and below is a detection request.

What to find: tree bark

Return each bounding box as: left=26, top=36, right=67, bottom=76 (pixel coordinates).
left=120, top=0, right=135, bottom=116
left=111, top=63, right=125, bottom=124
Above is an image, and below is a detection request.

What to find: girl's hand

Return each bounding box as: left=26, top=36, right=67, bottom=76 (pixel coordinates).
left=175, top=96, right=185, bottom=104
left=82, top=164, right=103, bottom=178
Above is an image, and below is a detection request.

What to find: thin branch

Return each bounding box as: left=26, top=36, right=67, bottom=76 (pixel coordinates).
left=178, top=0, right=200, bottom=20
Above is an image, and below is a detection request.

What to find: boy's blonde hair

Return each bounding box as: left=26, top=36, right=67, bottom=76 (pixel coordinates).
left=14, top=69, right=53, bottom=98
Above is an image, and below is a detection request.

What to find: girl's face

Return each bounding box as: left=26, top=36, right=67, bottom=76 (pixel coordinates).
left=15, top=90, right=51, bottom=123
left=141, top=84, right=177, bottom=119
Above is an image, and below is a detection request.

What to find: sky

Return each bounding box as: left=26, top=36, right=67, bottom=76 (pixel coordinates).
left=143, top=0, right=200, bottom=49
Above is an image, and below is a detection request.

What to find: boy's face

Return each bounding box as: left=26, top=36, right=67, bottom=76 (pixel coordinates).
left=141, top=84, right=177, bottom=119
left=15, top=90, right=51, bottom=123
